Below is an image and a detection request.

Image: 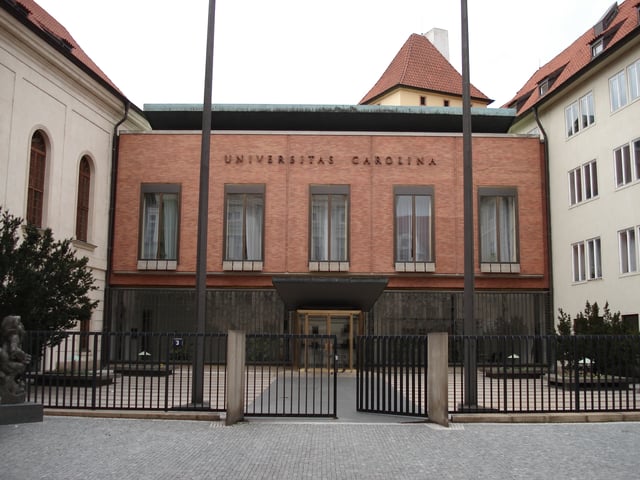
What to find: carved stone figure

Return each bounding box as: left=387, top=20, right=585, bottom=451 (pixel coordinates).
left=0, top=315, right=32, bottom=404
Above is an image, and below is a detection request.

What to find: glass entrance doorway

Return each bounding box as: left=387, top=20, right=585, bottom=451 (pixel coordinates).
left=297, top=310, right=362, bottom=370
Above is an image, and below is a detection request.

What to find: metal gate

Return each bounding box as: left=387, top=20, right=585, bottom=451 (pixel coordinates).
left=356, top=335, right=428, bottom=417
left=244, top=334, right=337, bottom=417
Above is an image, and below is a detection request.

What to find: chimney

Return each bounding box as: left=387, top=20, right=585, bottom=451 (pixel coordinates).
left=424, top=28, right=449, bottom=61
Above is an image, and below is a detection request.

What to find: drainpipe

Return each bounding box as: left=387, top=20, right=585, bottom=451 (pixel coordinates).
left=533, top=106, right=554, bottom=334
left=103, top=101, right=130, bottom=336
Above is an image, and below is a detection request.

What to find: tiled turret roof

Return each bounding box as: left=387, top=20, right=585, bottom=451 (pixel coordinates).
left=359, top=33, right=491, bottom=105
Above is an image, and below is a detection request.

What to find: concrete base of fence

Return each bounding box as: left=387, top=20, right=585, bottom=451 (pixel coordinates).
left=0, top=402, right=43, bottom=425
left=427, top=332, right=448, bottom=427
left=225, top=330, right=246, bottom=426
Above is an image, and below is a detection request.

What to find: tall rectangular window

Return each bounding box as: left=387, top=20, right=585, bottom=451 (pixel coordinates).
left=586, top=237, right=602, bottom=280
left=565, top=92, right=594, bottom=137
left=224, top=185, right=264, bottom=270
left=628, top=59, right=640, bottom=102
left=479, top=188, right=518, bottom=266
left=394, top=186, right=434, bottom=271
left=609, top=70, right=628, bottom=112
left=139, top=184, right=179, bottom=268
left=572, top=242, right=586, bottom=282
left=568, top=160, right=598, bottom=206
left=27, top=131, right=47, bottom=227
left=619, top=227, right=637, bottom=274
left=310, top=185, right=349, bottom=265
left=75, top=156, right=91, bottom=242
left=614, top=140, right=640, bottom=187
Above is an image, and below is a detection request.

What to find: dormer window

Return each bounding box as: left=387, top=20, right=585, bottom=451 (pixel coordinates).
left=539, top=79, right=550, bottom=96
left=594, top=2, right=619, bottom=36
left=591, top=38, right=604, bottom=57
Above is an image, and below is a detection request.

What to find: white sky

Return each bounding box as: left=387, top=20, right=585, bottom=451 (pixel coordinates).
left=36, top=0, right=616, bottom=109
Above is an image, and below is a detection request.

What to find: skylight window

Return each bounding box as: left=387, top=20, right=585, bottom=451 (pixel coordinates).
left=592, top=38, right=604, bottom=57
left=594, top=2, right=619, bottom=36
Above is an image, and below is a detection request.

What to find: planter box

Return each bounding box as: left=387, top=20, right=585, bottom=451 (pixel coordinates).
left=28, top=371, right=114, bottom=387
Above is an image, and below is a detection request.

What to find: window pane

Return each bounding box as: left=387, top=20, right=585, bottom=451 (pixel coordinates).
left=162, top=194, right=178, bottom=259
left=142, top=193, right=160, bottom=259
left=330, top=194, right=347, bottom=261
left=311, top=195, right=329, bottom=261
left=565, top=103, right=579, bottom=136
left=480, top=196, right=498, bottom=262
left=634, top=140, right=640, bottom=182
left=226, top=195, right=244, bottom=260
left=28, top=131, right=46, bottom=227
left=580, top=93, right=595, bottom=128
left=629, top=60, right=640, bottom=101
left=415, top=195, right=432, bottom=261
left=498, top=196, right=517, bottom=262
left=569, top=170, right=577, bottom=205
left=141, top=192, right=178, bottom=260
left=245, top=194, right=263, bottom=261
left=395, top=195, right=413, bottom=261
left=610, top=71, right=627, bottom=111
left=76, top=157, right=91, bottom=241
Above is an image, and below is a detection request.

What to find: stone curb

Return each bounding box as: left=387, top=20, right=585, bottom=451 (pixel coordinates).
left=44, top=408, right=222, bottom=422
left=451, top=411, right=640, bottom=423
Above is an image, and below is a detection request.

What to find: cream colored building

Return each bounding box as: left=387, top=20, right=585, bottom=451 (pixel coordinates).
left=508, top=1, right=640, bottom=328
left=0, top=1, right=149, bottom=335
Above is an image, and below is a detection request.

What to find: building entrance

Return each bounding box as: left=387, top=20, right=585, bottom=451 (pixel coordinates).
left=296, top=310, right=362, bottom=370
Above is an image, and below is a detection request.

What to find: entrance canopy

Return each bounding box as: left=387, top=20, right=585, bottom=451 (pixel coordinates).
left=272, top=276, right=388, bottom=312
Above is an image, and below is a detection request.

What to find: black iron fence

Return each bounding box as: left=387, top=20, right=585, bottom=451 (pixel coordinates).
left=23, top=331, right=337, bottom=417
left=356, top=335, right=428, bottom=416
left=24, top=331, right=227, bottom=411
left=451, top=335, right=640, bottom=413
left=245, top=334, right=337, bottom=417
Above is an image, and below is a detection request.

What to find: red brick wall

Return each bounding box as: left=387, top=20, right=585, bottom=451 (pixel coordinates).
left=112, top=132, right=548, bottom=290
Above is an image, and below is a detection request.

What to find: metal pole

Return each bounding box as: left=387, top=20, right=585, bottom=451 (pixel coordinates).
left=461, top=0, right=477, bottom=408
left=192, top=0, right=217, bottom=406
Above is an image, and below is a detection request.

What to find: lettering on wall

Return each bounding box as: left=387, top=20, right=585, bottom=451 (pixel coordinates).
left=223, top=154, right=438, bottom=166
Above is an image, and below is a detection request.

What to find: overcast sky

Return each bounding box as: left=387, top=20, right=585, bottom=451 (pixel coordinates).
left=36, top=0, right=616, bottom=109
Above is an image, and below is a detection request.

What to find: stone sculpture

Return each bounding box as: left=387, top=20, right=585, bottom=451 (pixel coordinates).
left=0, top=315, right=31, bottom=404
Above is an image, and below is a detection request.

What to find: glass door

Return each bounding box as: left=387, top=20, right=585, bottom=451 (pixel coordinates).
left=297, top=310, right=361, bottom=370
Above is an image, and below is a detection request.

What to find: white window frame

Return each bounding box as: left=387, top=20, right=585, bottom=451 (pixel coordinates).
left=572, top=237, right=602, bottom=283
left=565, top=92, right=594, bottom=138
left=568, top=160, right=598, bottom=206
left=614, top=139, right=640, bottom=188
left=609, top=70, right=628, bottom=112
left=619, top=227, right=638, bottom=274
left=627, top=59, right=640, bottom=102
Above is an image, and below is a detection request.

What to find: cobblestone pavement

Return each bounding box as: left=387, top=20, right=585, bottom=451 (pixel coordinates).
left=2, top=416, right=640, bottom=479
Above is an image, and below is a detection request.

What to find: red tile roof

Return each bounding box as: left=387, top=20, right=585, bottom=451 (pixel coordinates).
left=359, top=33, right=491, bottom=105
left=506, top=0, right=640, bottom=115
left=5, top=0, right=122, bottom=95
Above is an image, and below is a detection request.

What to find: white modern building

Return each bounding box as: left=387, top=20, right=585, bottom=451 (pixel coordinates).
left=507, top=0, right=640, bottom=328
left=0, top=0, right=149, bottom=336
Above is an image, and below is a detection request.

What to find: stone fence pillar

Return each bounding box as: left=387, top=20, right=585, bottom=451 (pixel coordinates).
left=427, top=332, right=449, bottom=427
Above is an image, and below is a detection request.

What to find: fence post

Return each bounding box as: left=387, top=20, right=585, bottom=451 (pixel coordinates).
left=225, top=330, right=246, bottom=426
left=427, top=332, right=449, bottom=427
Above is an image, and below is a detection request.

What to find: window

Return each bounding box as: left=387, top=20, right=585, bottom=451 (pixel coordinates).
left=619, top=227, right=637, bottom=274
left=479, top=188, right=519, bottom=273
left=614, top=139, right=640, bottom=188
left=586, top=237, right=602, bottom=280
left=565, top=92, right=594, bottom=137
left=565, top=102, right=579, bottom=137
left=75, top=156, right=91, bottom=242
left=629, top=59, right=640, bottom=102
left=443, top=99, right=450, bottom=107
left=394, top=186, right=434, bottom=272
left=138, top=184, right=179, bottom=270
left=609, top=70, right=628, bottom=111
left=27, top=131, right=46, bottom=227
left=309, top=185, right=349, bottom=271
left=572, top=242, right=586, bottom=282
left=419, top=96, right=426, bottom=106
left=591, top=38, right=604, bottom=57
left=572, top=237, right=601, bottom=282
left=568, top=160, right=598, bottom=206
left=223, top=185, right=264, bottom=271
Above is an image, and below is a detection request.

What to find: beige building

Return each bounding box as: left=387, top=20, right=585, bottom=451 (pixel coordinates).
left=0, top=1, right=149, bottom=336
left=507, top=1, right=640, bottom=328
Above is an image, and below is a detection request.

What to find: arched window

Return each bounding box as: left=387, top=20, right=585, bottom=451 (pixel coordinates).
left=76, top=156, right=91, bottom=242
left=27, top=131, right=47, bottom=227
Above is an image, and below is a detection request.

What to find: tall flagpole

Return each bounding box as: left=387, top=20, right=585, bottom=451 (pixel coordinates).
left=193, top=0, right=217, bottom=406
left=461, top=0, right=477, bottom=408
